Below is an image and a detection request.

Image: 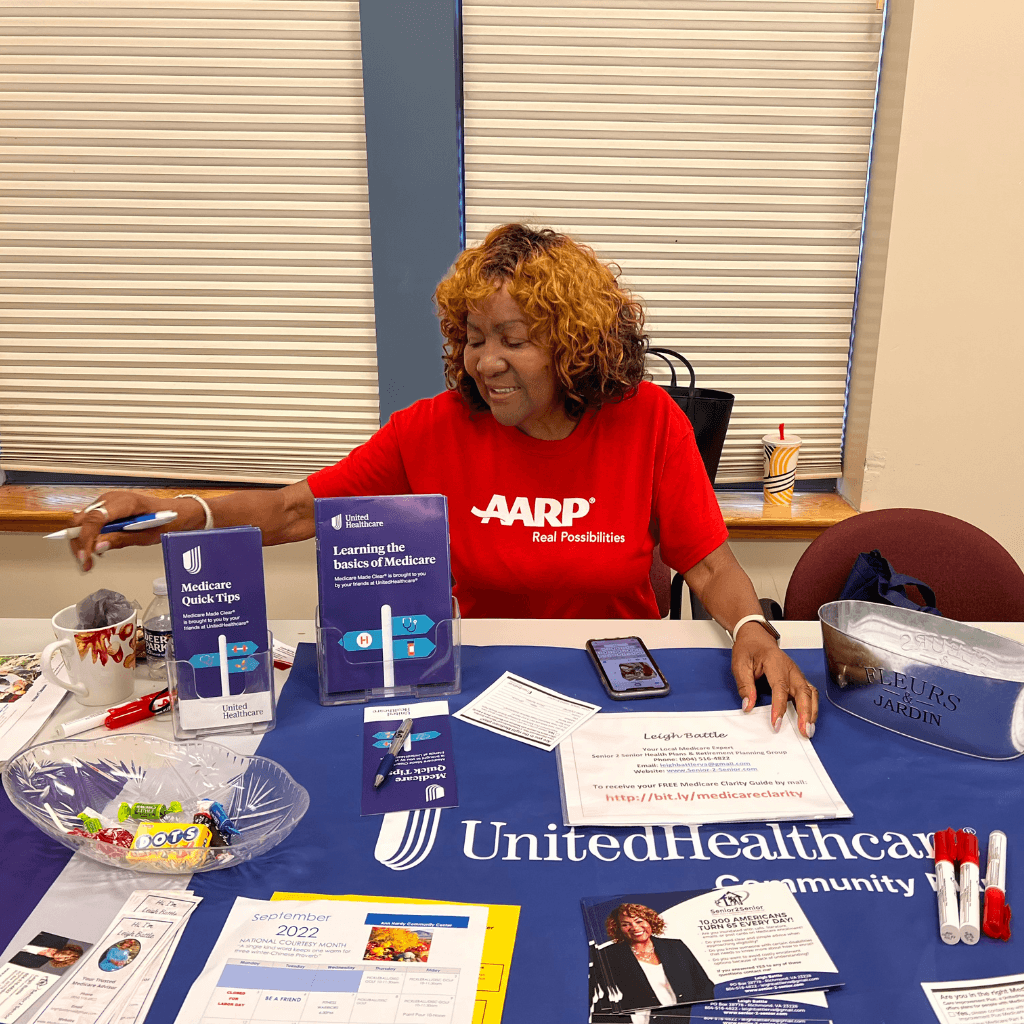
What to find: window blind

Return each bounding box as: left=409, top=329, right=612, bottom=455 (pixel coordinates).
left=462, top=0, right=884, bottom=482
left=0, top=0, right=378, bottom=484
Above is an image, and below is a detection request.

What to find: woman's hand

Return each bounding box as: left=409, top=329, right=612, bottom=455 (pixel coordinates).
left=731, top=622, right=818, bottom=738
left=66, top=481, right=317, bottom=571
left=682, top=541, right=818, bottom=739
left=68, top=491, right=206, bottom=572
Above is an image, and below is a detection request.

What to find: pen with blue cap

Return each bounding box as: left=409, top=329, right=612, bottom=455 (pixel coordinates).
left=46, top=510, right=178, bottom=540
left=374, top=717, right=414, bottom=789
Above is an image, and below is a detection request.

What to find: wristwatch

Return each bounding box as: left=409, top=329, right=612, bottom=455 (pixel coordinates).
left=729, top=614, right=781, bottom=646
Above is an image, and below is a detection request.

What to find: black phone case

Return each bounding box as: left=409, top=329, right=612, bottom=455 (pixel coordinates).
left=586, top=637, right=671, bottom=701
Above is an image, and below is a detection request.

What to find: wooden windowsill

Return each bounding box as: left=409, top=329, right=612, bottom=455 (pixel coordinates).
left=0, top=484, right=857, bottom=539
left=717, top=490, right=858, bottom=540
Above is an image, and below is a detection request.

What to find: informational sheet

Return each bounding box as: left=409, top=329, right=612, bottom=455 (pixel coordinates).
left=454, top=671, right=600, bottom=752
left=586, top=882, right=842, bottom=1019
left=921, top=973, right=1024, bottom=1023
left=25, top=890, right=201, bottom=1024
left=0, top=930, right=92, bottom=1023
left=174, top=897, right=489, bottom=1024
left=361, top=701, right=458, bottom=816
left=558, top=705, right=851, bottom=826
left=272, top=893, right=520, bottom=1024
left=0, top=654, right=67, bottom=763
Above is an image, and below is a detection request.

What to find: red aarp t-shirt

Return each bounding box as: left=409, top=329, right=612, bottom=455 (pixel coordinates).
left=307, top=382, right=727, bottom=618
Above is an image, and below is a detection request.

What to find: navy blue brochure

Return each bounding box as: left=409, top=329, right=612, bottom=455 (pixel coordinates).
left=360, top=700, right=458, bottom=815
left=315, top=495, right=453, bottom=696
left=161, top=527, right=269, bottom=702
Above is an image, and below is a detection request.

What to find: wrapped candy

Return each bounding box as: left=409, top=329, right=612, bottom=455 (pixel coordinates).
left=95, top=827, right=134, bottom=848
left=118, top=800, right=182, bottom=823
left=196, top=800, right=240, bottom=843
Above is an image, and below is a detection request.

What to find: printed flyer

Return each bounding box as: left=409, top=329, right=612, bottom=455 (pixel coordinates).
left=585, top=883, right=841, bottom=1019
left=558, top=706, right=851, bottom=827
left=174, top=897, right=488, bottom=1024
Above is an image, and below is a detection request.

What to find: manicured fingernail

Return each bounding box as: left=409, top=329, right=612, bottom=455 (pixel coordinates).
left=806, top=723, right=816, bottom=739
left=95, top=541, right=111, bottom=553
left=741, top=697, right=751, bottom=712
left=773, top=716, right=783, bottom=733
left=77, top=550, right=86, bottom=564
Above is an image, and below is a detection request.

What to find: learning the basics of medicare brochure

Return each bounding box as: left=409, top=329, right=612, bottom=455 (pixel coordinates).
left=557, top=705, right=851, bottom=828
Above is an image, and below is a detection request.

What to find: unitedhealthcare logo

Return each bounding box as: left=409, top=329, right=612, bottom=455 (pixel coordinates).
left=331, top=513, right=345, bottom=530
left=182, top=545, right=202, bottom=575
left=374, top=809, right=442, bottom=871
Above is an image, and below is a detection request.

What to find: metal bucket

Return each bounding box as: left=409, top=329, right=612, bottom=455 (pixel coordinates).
left=819, top=601, right=1024, bottom=759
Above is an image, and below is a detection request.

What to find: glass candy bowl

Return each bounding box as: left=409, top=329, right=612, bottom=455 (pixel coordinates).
left=2, top=733, right=309, bottom=873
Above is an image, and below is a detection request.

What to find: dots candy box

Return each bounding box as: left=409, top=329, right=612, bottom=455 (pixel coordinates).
left=127, top=821, right=213, bottom=871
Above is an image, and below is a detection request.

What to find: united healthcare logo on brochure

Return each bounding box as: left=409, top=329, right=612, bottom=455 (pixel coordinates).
left=183, top=545, right=202, bottom=575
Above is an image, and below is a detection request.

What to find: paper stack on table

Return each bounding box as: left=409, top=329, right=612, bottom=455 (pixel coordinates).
left=585, top=882, right=841, bottom=1024
left=273, top=892, right=520, bottom=1024
left=0, top=654, right=67, bottom=763
left=558, top=705, right=851, bottom=827
left=17, top=889, right=201, bottom=1024
left=175, top=896, right=491, bottom=1024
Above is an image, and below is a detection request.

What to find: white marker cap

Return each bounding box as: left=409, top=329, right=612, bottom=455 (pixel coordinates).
left=58, top=712, right=108, bottom=737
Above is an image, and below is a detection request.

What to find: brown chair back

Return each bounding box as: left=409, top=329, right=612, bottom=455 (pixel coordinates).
left=783, top=508, right=1024, bottom=622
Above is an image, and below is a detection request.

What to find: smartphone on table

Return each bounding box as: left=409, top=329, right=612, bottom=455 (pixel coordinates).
left=585, top=636, right=671, bottom=701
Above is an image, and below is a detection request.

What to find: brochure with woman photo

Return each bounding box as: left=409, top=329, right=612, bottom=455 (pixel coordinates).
left=583, top=883, right=841, bottom=1019
left=0, top=930, right=92, bottom=1022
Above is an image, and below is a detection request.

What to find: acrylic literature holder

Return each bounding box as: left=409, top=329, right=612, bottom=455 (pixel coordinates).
left=167, top=630, right=277, bottom=740
left=315, top=601, right=461, bottom=706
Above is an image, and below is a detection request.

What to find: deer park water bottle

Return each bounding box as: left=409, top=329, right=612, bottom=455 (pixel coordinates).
left=142, top=577, right=172, bottom=681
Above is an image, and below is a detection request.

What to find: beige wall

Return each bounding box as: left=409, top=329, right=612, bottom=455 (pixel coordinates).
left=844, top=0, right=1024, bottom=564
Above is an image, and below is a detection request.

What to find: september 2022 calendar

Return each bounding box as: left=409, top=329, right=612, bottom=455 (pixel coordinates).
left=174, top=897, right=488, bottom=1024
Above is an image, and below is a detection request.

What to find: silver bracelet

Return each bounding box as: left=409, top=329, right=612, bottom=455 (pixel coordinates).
left=175, top=493, right=214, bottom=531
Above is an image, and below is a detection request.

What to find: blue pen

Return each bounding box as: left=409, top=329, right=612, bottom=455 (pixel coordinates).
left=374, top=717, right=414, bottom=789
left=46, top=510, right=178, bottom=540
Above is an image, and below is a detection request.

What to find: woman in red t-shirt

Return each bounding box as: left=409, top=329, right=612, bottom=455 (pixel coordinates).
left=69, top=224, right=818, bottom=735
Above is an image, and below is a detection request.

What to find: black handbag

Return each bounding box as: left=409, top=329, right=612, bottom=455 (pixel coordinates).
left=839, top=549, right=942, bottom=616
left=647, top=348, right=734, bottom=485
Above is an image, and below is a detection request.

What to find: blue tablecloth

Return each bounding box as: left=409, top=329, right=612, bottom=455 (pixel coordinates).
left=5, top=643, right=1023, bottom=1023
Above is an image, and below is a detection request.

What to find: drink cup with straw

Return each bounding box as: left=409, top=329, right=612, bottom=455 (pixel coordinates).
left=763, top=423, right=801, bottom=505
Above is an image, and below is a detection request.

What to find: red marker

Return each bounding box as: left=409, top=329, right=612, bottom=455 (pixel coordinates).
left=934, top=828, right=960, bottom=945
left=983, top=830, right=1012, bottom=941
left=59, top=689, right=171, bottom=737
left=957, top=830, right=980, bottom=944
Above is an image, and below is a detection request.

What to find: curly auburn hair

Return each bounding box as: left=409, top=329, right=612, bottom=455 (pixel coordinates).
left=605, top=903, right=667, bottom=943
left=434, top=224, right=647, bottom=419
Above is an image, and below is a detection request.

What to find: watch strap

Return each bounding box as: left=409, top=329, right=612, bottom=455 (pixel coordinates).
left=729, top=614, right=781, bottom=645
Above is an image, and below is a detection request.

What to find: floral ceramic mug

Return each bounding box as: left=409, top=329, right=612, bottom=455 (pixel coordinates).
left=40, top=605, right=137, bottom=706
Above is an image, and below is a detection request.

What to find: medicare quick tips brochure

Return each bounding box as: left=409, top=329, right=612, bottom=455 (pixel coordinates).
left=585, top=882, right=842, bottom=1019
left=315, top=495, right=455, bottom=696
left=173, top=896, right=488, bottom=1024
left=162, top=527, right=272, bottom=732
left=361, top=701, right=459, bottom=815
